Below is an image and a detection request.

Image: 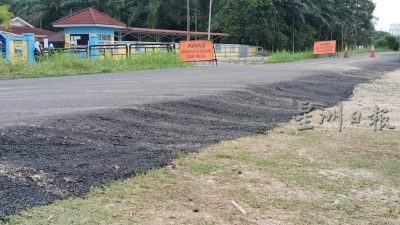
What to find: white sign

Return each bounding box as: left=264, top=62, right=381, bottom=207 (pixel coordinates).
left=43, top=38, right=49, bottom=49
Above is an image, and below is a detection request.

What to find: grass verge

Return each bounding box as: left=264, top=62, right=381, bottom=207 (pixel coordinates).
left=266, top=50, right=316, bottom=64
left=3, top=71, right=400, bottom=224
left=0, top=52, right=189, bottom=80
left=265, top=48, right=393, bottom=64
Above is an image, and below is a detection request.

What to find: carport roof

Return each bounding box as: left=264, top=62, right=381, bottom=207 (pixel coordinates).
left=126, top=27, right=229, bottom=37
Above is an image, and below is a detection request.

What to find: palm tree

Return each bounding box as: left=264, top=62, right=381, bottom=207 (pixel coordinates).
left=143, top=0, right=183, bottom=29
left=0, top=4, right=13, bottom=29
left=11, top=0, right=73, bottom=28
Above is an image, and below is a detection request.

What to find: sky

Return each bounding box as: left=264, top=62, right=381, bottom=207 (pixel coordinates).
left=374, top=0, right=400, bottom=31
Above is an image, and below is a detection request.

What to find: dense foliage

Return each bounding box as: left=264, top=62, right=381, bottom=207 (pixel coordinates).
left=0, top=0, right=378, bottom=51
left=0, top=4, right=12, bottom=28
left=373, top=32, right=400, bottom=51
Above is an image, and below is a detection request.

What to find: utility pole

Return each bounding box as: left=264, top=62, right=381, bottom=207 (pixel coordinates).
left=291, top=0, right=295, bottom=53
left=187, top=0, right=190, bottom=40
left=195, top=11, right=198, bottom=32
left=208, top=0, right=213, bottom=40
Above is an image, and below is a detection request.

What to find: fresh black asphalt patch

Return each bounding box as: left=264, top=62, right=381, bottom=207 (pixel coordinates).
left=1, top=59, right=399, bottom=219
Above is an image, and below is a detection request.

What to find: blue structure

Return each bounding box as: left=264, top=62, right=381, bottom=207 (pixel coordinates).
left=23, top=33, right=35, bottom=63
left=52, top=7, right=126, bottom=48
left=0, top=33, right=6, bottom=58
left=0, top=31, right=35, bottom=63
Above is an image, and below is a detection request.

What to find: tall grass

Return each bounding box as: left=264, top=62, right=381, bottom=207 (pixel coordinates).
left=0, top=52, right=188, bottom=80
left=265, top=47, right=393, bottom=64
left=266, top=50, right=316, bottom=64
left=346, top=47, right=392, bottom=55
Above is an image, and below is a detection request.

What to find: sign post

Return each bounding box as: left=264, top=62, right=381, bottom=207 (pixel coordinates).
left=179, top=40, right=217, bottom=65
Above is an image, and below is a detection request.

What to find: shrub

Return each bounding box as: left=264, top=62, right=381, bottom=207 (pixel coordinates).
left=266, top=50, right=315, bottom=64
left=374, top=38, right=388, bottom=49
left=374, top=34, right=400, bottom=51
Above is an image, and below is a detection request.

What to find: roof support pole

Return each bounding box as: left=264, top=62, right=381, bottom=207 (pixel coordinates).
left=208, top=0, right=213, bottom=40
left=187, top=0, right=190, bottom=40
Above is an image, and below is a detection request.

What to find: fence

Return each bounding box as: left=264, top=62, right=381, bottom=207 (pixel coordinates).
left=89, top=44, right=129, bottom=58
left=42, top=47, right=88, bottom=57
left=52, top=43, right=176, bottom=58
left=47, top=43, right=264, bottom=64
left=129, top=43, right=175, bottom=55
left=214, top=44, right=264, bottom=61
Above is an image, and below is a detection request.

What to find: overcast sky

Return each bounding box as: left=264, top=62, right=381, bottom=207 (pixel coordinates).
left=374, top=0, right=400, bottom=31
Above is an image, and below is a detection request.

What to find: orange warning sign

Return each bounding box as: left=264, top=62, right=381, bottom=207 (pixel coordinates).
left=313, top=41, right=337, bottom=55
left=179, top=40, right=215, bottom=62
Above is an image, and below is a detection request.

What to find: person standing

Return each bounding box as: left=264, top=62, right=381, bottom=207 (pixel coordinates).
left=34, top=40, right=41, bottom=61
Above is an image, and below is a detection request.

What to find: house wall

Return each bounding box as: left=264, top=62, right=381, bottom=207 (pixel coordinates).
left=0, top=34, right=6, bottom=58
left=0, top=32, right=34, bottom=62
left=9, top=40, right=28, bottom=61
left=64, top=26, right=115, bottom=48
left=389, top=24, right=400, bottom=37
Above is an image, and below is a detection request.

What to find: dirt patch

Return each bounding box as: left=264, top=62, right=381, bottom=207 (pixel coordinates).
left=319, top=168, right=376, bottom=180
left=351, top=186, right=400, bottom=203
left=1, top=60, right=400, bottom=218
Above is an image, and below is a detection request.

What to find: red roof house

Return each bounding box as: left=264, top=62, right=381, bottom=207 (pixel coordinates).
left=51, top=8, right=126, bottom=47
left=2, top=17, right=54, bottom=38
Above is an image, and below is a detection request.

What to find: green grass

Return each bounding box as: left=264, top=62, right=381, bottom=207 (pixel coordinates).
left=266, top=50, right=316, bottom=64
left=347, top=47, right=392, bottom=55
left=0, top=52, right=189, bottom=80
left=265, top=47, right=393, bottom=64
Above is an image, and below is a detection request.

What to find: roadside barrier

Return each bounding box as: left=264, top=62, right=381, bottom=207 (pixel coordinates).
left=128, top=43, right=175, bottom=55
left=343, top=46, right=349, bottom=58
left=88, top=44, right=129, bottom=58
left=370, top=46, right=375, bottom=58
left=49, top=47, right=89, bottom=57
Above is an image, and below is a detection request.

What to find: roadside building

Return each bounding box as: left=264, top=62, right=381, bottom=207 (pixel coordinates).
left=0, top=31, right=35, bottom=62
left=47, top=32, right=66, bottom=48
left=51, top=7, right=126, bottom=48
left=1, top=17, right=54, bottom=39
left=389, top=23, right=400, bottom=37
left=52, top=7, right=229, bottom=47
left=49, top=7, right=262, bottom=61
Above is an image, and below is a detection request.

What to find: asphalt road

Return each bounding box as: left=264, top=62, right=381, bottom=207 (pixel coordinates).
left=0, top=52, right=399, bottom=218
left=0, top=53, right=398, bottom=127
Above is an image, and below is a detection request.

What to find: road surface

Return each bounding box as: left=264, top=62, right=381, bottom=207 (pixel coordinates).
left=0, top=53, right=397, bottom=127
left=0, top=52, right=399, bottom=218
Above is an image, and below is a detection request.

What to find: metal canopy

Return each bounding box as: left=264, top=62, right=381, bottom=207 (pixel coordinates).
left=117, top=27, right=229, bottom=42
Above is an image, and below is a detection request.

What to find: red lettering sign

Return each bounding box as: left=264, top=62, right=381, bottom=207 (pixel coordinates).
left=313, top=41, right=337, bottom=55
left=179, top=40, right=215, bottom=62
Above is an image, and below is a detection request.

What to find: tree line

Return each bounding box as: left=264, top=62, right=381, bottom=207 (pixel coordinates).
left=0, top=0, right=378, bottom=51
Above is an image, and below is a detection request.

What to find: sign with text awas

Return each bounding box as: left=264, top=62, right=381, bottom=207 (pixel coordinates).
left=313, top=40, right=337, bottom=55
left=179, top=40, right=215, bottom=62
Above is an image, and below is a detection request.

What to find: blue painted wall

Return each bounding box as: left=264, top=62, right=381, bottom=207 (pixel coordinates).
left=0, top=34, right=6, bottom=58
left=22, top=33, right=35, bottom=63
left=65, top=26, right=114, bottom=35
left=0, top=33, right=35, bottom=63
